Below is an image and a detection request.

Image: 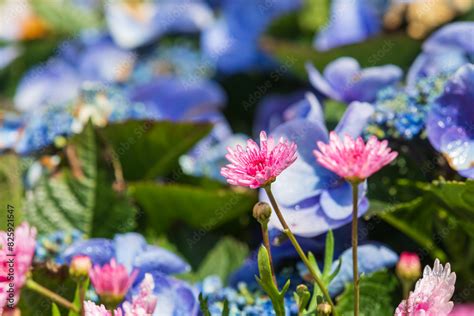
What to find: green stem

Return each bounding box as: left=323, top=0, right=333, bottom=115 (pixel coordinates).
left=351, top=182, right=359, bottom=316
left=26, top=278, right=79, bottom=313
left=261, top=222, right=278, bottom=288
left=264, top=185, right=337, bottom=316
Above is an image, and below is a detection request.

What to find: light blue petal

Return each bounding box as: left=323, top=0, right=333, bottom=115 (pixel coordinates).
left=320, top=182, right=367, bottom=220
left=423, top=22, right=474, bottom=54
left=335, top=101, right=375, bottom=137
left=329, top=243, right=399, bottom=295
left=150, top=273, right=199, bottom=316
left=323, top=57, right=360, bottom=94
left=133, top=245, right=191, bottom=280
left=113, top=233, right=147, bottom=272
left=270, top=119, right=330, bottom=206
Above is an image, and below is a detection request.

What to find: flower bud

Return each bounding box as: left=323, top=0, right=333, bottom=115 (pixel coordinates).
left=396, top=252, right=421, bottom=281
left=317, top=302, right=332, bottom=315
left=69, top=255, right=92, bottom=281
left=252, top=202, right=272, bottom=225
left=296, top=284, right=309, bottom=295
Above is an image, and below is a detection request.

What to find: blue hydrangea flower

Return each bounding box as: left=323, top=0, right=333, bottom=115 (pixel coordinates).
left=367, top=74, right=448, bottom=140
left=306, top=57, right=403, bottom=103
left=128, top=76, right=225, bottom=122
left=15, top=85, right=151, bottom=154
left=14, top=35, right=135, bottom=112
left=199, top=276, right=296, bottom=315
left=326, top=243, right=398, bottom=295
left=131, top=44, right=215, bottom=85
left=200, top=0, right=302, bottom=74
left=314, top=0, right=388, bottom=51
left=34, top=230, right=84, bottom=265
left=259, top=94, right=374, bottom=237
left=0, top=113, right=24, bottom=151
left=407, top=22, right=474, bottom=88
left=63, top=232, right=198, bottom=316
left=105, top=0, right=214, bottom=49
left=426, top=63, right=474, bottom=178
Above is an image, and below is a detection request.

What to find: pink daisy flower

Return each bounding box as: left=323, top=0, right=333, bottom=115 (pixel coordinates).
left=221, top=131, right=297, bottom=189
left=395, top=259, right=456, bottom=316
left=0, top=222, right=37, bottom=310
left=314, top=131, right=398, bottom=183
left=85, top=274, right=157, bottom=316
left=89, top=259, right=138, bottom=306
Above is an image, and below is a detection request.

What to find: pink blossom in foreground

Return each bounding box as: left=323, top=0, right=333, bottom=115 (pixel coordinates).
left=123, top=274, right=158, bottom=315
left=396, top=252, right=422, bottom=281
left=221, top=131, right=297, bottom=189
left=0, top=222, right=37, bottom=309
left=314, top=132, right=398, bottom=183
left=449, top=304, right=474, bottom=315
left=395, top=259, right=456, bottom=316
left=84, top=274, right=157, bottom=316
left=84, top=301, right=113, bottom=316
left=89, top=259, right=138, bottom=305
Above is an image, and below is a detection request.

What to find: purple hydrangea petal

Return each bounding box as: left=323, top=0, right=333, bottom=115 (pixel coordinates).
left=106, top=0, right=213, bottom=49
left=14, top=59, right=81, bottom=112
left=314, top=0, right=384, bottom=51
left=345, top=64, right=402, bottom=102
left=323, top=57, right=360, bottom=94
left=150, top=273, right=199, bottom=316
left=440, top=127, right=474, bottom=176
left=62, top=239, right=115, bottom=265
left=133, top=245, right=191, bottom=279
left=79, top=37, right=136, bottom=83
left=306, top=62, right=342, bottom=101
left=129, top=76, right=225, bottom=121
left=423, top=22, right=474, bottom=54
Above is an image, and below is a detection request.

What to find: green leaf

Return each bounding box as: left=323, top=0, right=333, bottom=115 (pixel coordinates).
left=255, top=245, right=289, bottom=316
left=198, top=293, right=212, bottom=316
left=194, top=237, right=249, bottom=283
left=52, top=303, right=61, bottom=316
left=262, top=33, right=421, bottom=79
left=129, top=182, right=256, bottom=233
left=99, top=120, right=213, bottom=180
left=30, top=0, right=101, bottom=35
left=423, top=179, right=474, bottom=220
left=323, top=230, right=334, bottom=277
left=68, top=278, right=89, bottom=316
left=335, top=270, right=398, bottom=316
left=0, top=153, right=23, bottom=230
left=25, top=123, right=137, bottom=237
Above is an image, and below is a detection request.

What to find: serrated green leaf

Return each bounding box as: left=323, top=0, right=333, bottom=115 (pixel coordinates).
left=99, top=120, right=213, bottom=180
left=194, top=237, right=249, bottom=283
left=129, top=182, right=256, bottom=233
left=25, top=123, right=137, bottom=237
left=424, top=179, right=474, bottom=220
left=335, top=270, right=398, bottom=316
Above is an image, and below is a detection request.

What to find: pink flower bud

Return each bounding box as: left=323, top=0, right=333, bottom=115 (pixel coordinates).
left=396, top=252, right=421, bottom=281
left=70, top=255, right=92, bottom=280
